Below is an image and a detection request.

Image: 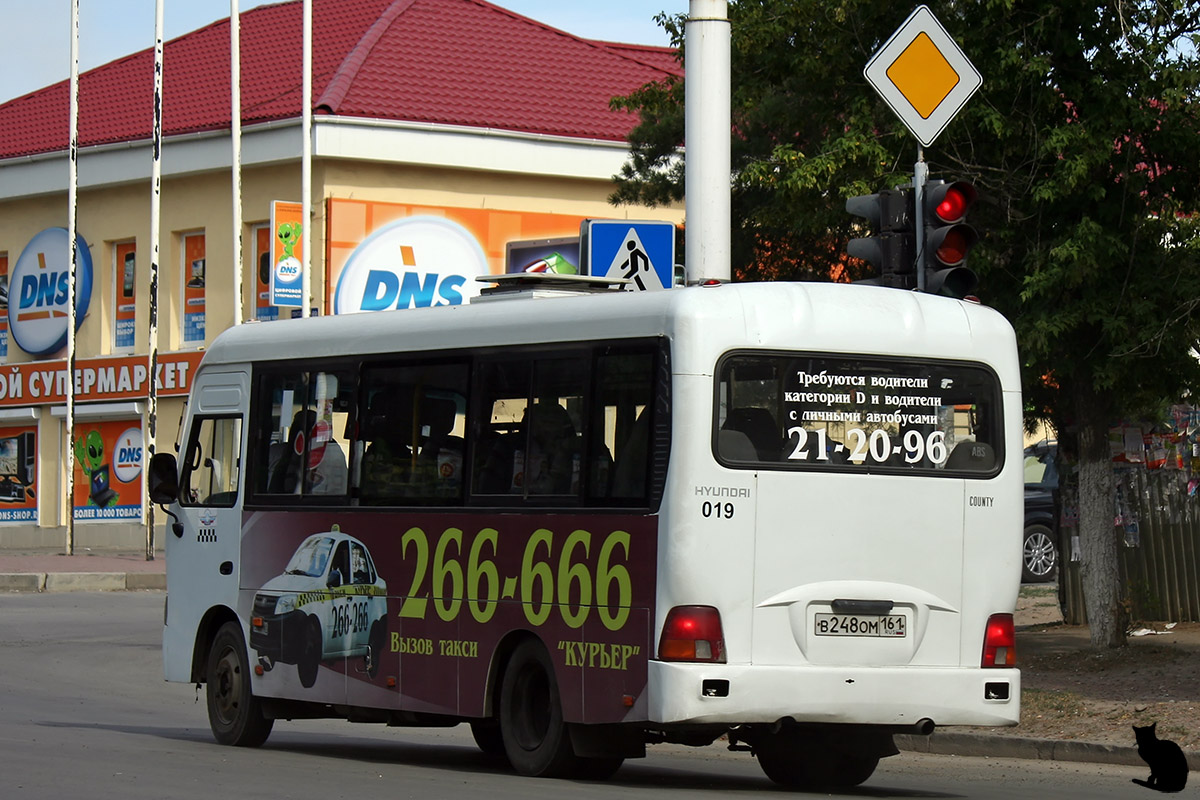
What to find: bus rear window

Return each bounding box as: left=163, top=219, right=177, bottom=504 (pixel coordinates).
left=715, top=353, right=1002, bottom=475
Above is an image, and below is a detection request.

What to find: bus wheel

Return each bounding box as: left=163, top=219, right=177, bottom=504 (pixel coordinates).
left=206, top=621, right=273, bottom=747
left=297, top=617, right=321, bottom=689
left=755, top=732, right=878, bottom=789
left=499, top=639, right=577, bottom=777
left=470, top=719, right=507, bottom=759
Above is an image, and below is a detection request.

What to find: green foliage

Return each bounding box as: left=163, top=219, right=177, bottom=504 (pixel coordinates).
left=613, top=0, right=1200, bottom=428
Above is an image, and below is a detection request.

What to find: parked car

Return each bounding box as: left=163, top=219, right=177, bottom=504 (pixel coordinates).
left=1022, top=440, right=1058, bottom=583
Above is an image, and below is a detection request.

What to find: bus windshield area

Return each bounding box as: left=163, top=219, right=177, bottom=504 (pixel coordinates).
left=716, top=353, right=1002, bottom=476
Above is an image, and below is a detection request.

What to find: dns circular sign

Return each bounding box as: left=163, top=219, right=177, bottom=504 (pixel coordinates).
left=9, top=228, right=93, bottom=356
left=113, top=427, right=144, bottom=483
left=333, top=217, right=489, bottom=314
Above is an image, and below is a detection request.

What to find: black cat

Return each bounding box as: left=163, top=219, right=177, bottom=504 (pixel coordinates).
left=1132, top=723, right=1189, bottom=793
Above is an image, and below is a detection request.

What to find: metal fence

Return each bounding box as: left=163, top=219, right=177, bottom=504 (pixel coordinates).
left=1060, top=467, right=1200, bottom=624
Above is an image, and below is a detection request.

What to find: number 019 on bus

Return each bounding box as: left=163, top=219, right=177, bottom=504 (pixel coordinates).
left=149, top=278, right=1022, bottom=790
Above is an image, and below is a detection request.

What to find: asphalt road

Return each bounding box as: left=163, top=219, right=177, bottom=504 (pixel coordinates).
left=0, top=592, right=1161, bottom=799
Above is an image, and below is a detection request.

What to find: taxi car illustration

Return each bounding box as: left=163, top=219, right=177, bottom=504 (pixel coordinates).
left=250, top=527, right=388, bottom=688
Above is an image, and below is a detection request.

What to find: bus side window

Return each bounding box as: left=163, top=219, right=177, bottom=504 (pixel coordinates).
left=181, top=416, right=243, bottom=507
left=593, top=350, right=654, bottom=503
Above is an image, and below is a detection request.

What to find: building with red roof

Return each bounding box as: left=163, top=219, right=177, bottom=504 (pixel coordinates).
left=0, top=0, right=681, bottom=549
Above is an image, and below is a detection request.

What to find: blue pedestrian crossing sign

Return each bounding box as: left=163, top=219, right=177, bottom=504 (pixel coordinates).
left=582, top=219, right=676, bottom=291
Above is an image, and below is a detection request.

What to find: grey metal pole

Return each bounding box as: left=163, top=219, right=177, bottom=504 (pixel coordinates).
left=684, top=0, right=731, bottom=284
left=301, top=0, right=312, bottom=317
left=66, top=0, right=80, bottom=556
left=146, top=0, right=164, bottom=561
left=913, top=146, right=927, bottom=292
left=232, top=0, right=244, bottom=326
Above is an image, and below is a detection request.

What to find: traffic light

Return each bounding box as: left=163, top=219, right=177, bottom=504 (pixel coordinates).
left=845, top=188, right=915, bottom=289
left=922, top=180, right=978, bottom=298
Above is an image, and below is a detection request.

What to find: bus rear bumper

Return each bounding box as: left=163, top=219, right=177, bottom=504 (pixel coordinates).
left=647, top=661, right=1020, bottom=728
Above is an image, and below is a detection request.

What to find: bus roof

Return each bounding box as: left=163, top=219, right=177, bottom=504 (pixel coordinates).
left=198, top=282, right=1019, bottom=389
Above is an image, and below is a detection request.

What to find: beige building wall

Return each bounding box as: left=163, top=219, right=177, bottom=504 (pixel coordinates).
left=0, top=152, right=682, bottom=551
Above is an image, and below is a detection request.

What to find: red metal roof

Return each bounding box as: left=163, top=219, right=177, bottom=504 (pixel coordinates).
left=0, top=0, right=680, bottom=161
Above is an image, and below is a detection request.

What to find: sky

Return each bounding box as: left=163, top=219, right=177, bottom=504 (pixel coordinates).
left=0, top=0, right=688, bottom=105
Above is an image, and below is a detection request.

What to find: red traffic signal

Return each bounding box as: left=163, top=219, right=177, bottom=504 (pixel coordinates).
left=922, top=180, right=978, bottom=297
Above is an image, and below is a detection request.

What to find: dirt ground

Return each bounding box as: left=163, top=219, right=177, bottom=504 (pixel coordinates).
left=965, top=584, right=1200, bottom=751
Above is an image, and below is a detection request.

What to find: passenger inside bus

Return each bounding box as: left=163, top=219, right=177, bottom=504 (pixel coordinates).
left=412, top=396, right=464, bottom=496
left=521, top=401, right=578, bottom=494
left=359, top=391, right=414, bottom=500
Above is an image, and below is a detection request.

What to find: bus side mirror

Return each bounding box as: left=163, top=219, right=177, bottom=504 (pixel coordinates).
left=148, top=453, right=180, bottom=505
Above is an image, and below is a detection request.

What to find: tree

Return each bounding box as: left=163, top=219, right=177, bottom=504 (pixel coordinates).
left=613, top=0, right=1200, bottom=648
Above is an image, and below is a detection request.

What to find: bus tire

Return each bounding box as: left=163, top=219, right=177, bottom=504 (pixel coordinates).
left=470, top=719, right=507, bottom=759
left=297, top=616, right=321, bottom=689
left=498, top=639, right=577, bottom=777
left=206, top=621, right=273, bottom=747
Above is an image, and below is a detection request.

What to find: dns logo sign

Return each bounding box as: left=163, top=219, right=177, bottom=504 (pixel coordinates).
left=9, top=228, right=94, bottom=356
left=113, top=427, right=144, bottom=484
left=332, top=217, right=488, bottom=315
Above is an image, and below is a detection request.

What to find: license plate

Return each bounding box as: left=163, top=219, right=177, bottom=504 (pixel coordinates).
left=814, top=613, right=906, bottom=638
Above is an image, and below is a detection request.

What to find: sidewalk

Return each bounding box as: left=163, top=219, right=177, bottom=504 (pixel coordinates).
left=0, top=549, right=165, bottom=592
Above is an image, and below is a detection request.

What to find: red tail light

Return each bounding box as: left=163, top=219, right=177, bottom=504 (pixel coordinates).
left=982, top=613, right=1016, bottom=667
left=658, top=605, right=726, bottom=663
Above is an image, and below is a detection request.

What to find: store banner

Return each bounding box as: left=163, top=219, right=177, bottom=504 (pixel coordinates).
left=114, top=242, right=136, bottom=349
left=0, top=351, right=202, bottom=407
left=9, top=227, right=94, bottom=357
left=270, top=201, right=304, bottom=308
left=72, top=419, right=143, bottom=521
left=0, top=425, right=36, bottom=523
left=326, top=199, right=588, bottom=314
left=182, top=233, right=206, bottom=344
left=254, top=225, right=278, bottom=321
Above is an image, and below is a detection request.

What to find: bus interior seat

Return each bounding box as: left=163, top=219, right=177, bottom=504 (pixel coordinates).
left=721, top=407, right=781, bottom=461
left=718, top=429, right=759, bottom=462
left=945, top=440, right=995, bottom=471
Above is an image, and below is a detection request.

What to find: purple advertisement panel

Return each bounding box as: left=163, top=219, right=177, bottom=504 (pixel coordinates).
left=240, top=510, right=658, bottom=725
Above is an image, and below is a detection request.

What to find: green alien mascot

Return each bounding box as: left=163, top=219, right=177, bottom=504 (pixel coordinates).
left=74, top=429, right=119, bottom=508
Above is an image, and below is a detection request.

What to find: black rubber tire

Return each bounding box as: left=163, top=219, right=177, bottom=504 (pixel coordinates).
left=756, top=732, right=878, bottom=789
left=1022, top=523, right=1058, bottom=583
left=367, top=620, right=385, bottom=679
left=297, top=616, right=321, bottom=689
left=498, top=639, right=578, bottom=777
left=206, top=621, right=273, bottom=747
left=470, top=719, right=507, bottom=758
left=572, top=755, right=624, bottom=780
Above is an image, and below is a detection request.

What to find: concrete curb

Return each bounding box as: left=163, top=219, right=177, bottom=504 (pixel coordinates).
left=896, top=731, right=1200, bottom=770
left=0, top=572, right=165, bottom=592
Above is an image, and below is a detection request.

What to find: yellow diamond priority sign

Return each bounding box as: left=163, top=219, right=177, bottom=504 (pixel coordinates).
left=864, top=6, right=981, bottom=147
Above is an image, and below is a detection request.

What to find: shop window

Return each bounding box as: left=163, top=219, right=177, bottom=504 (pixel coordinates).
left=251, top=223, right=278, bottom=321
left=181, top=232, right=206, bottom=345
left=113, top=242, right=136, bottom=351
